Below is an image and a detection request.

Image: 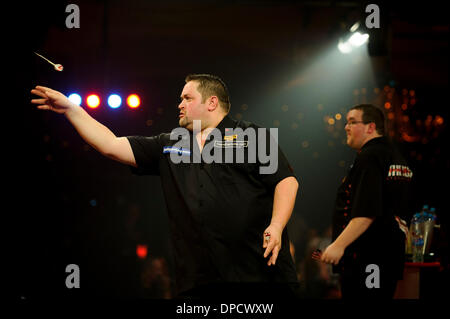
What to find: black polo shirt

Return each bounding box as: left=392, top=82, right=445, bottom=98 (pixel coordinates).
left=127, top=115, right=299, bottom=295
left=332, top=136, right=412, bottom=278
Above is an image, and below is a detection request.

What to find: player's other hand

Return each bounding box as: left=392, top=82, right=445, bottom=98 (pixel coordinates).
left=320, top=242, right=344, bottom=265
left=31, top=86, right=77, bottom=114
left=262, top=223, right=283, bottom=266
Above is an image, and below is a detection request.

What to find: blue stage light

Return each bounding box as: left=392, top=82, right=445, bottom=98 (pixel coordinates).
left=107, top=94, right=122, bottom=109
left=68, top=93, right=82, bottom=106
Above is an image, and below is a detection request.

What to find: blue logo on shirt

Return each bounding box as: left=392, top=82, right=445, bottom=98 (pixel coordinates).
left=163, top=146, right=191, bottom=156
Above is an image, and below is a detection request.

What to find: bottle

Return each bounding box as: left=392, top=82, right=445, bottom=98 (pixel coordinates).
left=412, top=235, right=424, bottom=262
left=423, top=209, right=437, bottom=255
left=429, top=207, right=436, bottom=218
left=406, top=213, right=418, bottom=256
left=411, top=214, right=424, bottom=262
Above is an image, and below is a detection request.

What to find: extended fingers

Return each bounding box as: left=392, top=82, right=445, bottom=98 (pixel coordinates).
left=31, top=89, right=48, bottom=98
left=262, top=232, right=270, bottom=248
left=263, top=240, right=275, bottom=258
left=31, top=88, right=50, bottom=108
left=35, top=85, right=54, bottom=93
left=31, top=98, right=48, bottom=104
left=36, top=105, right=52, bottom=110
left=268, top=246, right=280, bottom=266
left=34, top=86, right=60, bottom=99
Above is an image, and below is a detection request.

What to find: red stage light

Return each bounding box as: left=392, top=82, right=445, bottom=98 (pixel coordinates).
left=86, top=94, right=101, bottom=108
left=127, top=94, right=141, bottom=108
left=136, top=244, right=148, bottom=259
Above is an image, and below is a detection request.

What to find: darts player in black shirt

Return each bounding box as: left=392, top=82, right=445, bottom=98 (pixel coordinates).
left=316, top=104, right=412, bottom=299
left=31, top=74, right=300, bottom=299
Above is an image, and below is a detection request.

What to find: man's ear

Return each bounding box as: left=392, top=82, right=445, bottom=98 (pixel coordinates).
left=367, top=122, right=377, bottom=134
left=207, top=96, right=219, bottom=111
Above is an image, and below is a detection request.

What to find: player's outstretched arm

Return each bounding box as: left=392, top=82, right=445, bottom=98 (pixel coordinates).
left=31, top=86, right=137, bottom=167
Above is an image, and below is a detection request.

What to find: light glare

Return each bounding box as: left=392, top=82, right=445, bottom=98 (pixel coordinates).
left=338, top=40, right=352, bottom=54
left=127, top=94, right=141, bottom=108
left=68, top=93, right=82, bottom=106
left=348, top=32, right=369, bottom=47
left=108, top=94, right=122, bottom=108
left=86, top=94, right=100, bottom=108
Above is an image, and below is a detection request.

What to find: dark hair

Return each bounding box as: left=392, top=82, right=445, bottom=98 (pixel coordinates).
left=350, top=104, right=385, bottom=135
left=185, top=74, right=231, bottom=113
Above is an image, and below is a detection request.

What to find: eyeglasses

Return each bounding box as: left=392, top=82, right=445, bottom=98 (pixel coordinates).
left=345, top=120, right=367, bottom=126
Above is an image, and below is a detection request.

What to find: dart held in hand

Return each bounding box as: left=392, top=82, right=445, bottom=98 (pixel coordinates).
left=311, top=249, right=322, bottom=261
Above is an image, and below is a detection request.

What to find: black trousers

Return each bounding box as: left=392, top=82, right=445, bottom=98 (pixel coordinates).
left=339, top=263, right=399, bottom=299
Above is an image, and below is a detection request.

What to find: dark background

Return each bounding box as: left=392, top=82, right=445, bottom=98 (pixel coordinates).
left=9, top=0, right=449, bottom=299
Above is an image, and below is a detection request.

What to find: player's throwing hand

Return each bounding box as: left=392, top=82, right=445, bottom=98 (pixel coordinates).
left=31, top=86, right=76, bottom=114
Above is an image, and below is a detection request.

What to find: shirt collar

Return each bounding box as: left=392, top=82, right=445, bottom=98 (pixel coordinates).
left=189, top=114, right=237, bottom=147
left=183, top=114, right=235, bottom=137
left=215, top=114, right=237, bottom=136
left=361, top=136, right=387, bottom=150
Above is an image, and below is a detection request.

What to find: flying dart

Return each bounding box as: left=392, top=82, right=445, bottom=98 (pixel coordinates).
left=34, top=52, right=63, bottom=71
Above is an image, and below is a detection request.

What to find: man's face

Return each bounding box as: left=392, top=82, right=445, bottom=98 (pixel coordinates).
left=345, top=109, right=369, bottom=150
left=178, top=81, right=207, bottom=131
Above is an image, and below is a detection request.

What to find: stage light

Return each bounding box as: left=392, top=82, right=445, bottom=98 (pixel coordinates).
left=348, top=32, right=369, bottom=47
left=350, top=22, right=360, bottom=33
left=107, top=94, right=122, bottom=109
left=338, top=40, right=352, bottom=54
left=337, top=22, right=369, bottom=54
left=68, top=93, right=82, bottom=106
left=86, top=94, right=100, bottom=109
left=127, top=94, right=141, bottom=108
left=136, top=244, right=148, bottom=259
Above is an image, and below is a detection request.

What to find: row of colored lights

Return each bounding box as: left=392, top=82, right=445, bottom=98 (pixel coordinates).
left=67, top=93, right=141, bottom=109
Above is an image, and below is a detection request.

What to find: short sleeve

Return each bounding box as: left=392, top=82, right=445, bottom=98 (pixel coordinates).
left=255, top=128, right=297, bottom=189
left=350, top=155, right=383, bottom=219
left=126, top=135, right=162, bottom=176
